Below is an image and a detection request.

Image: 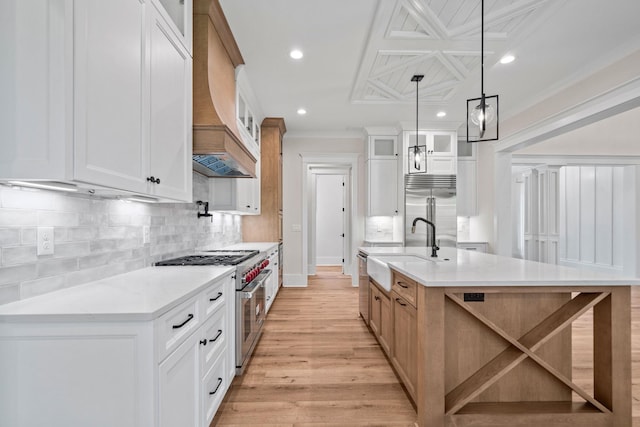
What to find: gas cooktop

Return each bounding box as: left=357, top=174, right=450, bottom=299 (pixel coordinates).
left=155, top=250, right=259, bottom=266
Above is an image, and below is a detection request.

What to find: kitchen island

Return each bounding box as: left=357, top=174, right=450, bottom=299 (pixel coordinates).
left=361, top=247, right=640, bottom=427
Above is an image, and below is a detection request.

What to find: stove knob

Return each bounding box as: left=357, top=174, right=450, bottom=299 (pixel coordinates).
left=264, top=259, right=270, bottom=267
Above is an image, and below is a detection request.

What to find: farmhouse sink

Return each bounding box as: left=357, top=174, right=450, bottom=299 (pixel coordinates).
left=367, top=254, right=443, bottom=291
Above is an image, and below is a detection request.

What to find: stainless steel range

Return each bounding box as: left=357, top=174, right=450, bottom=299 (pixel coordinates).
left=155, top=249, right=272, bottom=374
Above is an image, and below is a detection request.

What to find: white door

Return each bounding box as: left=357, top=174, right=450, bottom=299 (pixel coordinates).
left=315, top=175, right=345, bottom=267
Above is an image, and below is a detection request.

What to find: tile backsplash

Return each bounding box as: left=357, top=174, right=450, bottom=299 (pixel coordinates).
left=0, top=173, right=241, bottom=305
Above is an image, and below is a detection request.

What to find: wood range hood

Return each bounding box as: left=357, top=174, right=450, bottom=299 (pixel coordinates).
left=192, top=0, right=256, bottom=178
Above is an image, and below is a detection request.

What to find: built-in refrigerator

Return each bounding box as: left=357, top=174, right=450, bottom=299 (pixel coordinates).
left=404, top=174, right=457, bottom=247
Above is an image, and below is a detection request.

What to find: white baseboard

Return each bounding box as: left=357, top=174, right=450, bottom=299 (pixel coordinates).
left=283, top=274, right=308, bottom=287
left=316, top=256, right=342, bottom=265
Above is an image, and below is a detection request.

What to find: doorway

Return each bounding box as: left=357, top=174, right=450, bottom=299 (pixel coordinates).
left=315, top=174, right=346, bottom=272
left=301, top=153, right=359, bottom=285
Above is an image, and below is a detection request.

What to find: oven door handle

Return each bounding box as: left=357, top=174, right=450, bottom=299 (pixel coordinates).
left=240, top=270, right=272, bottom=299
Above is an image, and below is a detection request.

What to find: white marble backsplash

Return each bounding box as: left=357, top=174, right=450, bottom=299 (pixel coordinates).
left=0, top=172, right=241, bottom=305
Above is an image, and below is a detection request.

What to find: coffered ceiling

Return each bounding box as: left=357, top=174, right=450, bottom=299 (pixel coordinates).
left=351, top=0, right=553, bottom=105
left=220, top=0, right=640, bottom=144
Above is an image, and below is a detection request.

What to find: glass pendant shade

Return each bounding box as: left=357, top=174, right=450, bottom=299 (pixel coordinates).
left=466, top=94, right=499, bottom=142
left=469, top=101, right=495, bottom=128
left=408, top=145, right=427, bottom=174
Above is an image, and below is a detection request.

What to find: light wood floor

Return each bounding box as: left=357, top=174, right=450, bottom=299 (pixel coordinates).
left=213, top=267, right=640, bottom=426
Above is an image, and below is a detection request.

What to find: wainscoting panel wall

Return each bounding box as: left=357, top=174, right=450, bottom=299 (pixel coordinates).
left=559, top=166, right=624, bottom=272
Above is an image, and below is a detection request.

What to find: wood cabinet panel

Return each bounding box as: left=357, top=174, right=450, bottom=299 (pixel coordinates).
left=242, top=118, right=286, bottom=242
left=369, top=280, right=392, bottom=356
left=392, top=272, right=417, bottom=308
left=392, top=291, right=417, bottom=402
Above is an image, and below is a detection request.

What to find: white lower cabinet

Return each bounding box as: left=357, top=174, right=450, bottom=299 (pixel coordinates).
left=159, top=330, right=200, bottom=427
left=0, top=270, right=235, bottom=427
left=265, top=246, right=280, bottom=312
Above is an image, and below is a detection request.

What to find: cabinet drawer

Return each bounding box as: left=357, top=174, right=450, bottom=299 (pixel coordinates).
left=200, top=275, right=228, bottom=320
left=201, top=307, right=226, bottom=376
left=392, top=273, right=417, bottom=308
left=157, top=296, right=201, bottom=361
left=202, top=352, right=227, bottom=427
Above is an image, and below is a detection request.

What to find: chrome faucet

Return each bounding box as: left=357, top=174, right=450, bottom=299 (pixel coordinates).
left=411, top=217, right=439, bottom=257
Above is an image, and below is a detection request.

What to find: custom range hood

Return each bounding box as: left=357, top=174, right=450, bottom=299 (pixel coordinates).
left=192, top=0, right=256, bottom=177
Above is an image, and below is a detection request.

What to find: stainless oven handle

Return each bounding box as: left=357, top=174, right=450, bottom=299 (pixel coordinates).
left=240, top=270, right=272, bottom=299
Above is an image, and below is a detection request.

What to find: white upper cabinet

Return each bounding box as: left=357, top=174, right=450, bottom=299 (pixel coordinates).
left=367, top=159, right=399, bottom=216
left=235, top=67, right=262, bottom=161
left=210, top=162, right=261, bottom=215
left=148, top=4, right=193, bottom=201
left=153, top=0, right=193, bottom=54
left=73, top=0, right=148, bottom=194
left=403, top=131, right=457, bottom=175
left=367, top=136, right=398, bottom=159
left=0, top=0, right=193, bottom=202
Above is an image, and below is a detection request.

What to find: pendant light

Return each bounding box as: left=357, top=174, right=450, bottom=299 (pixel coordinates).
left=466, top=0, right=499, bottom=142
left=408, top=74, right=426, bottom=174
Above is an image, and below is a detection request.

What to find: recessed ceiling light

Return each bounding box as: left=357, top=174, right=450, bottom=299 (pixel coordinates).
left=297, top=108, right=307, bottom=115
left=436, top=111, right=447, bottom=118
left=499, top=54, right=515, bottom=64
left=290, top=49, right=303, bottom=60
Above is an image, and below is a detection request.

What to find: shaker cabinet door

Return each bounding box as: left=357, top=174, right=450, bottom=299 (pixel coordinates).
left=148, top=5, right=192, bottom=201
left=73, top=0, right=147, bottom=192
left=159, top=334, right=200, bottom=427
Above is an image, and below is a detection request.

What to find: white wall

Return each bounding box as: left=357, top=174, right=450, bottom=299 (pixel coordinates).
left=559, top=166, right=625, bottom=273
left=282, top=136, right=365, bottom=286
left=475, top=51, right=640, bottom=257
left=0, top=172, right=242, bottom=305
left=315, top=175, right=344, bottom=265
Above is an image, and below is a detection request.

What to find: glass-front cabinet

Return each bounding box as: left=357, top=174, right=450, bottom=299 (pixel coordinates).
left=154, top=0, right=192, bottom=54
left=403, top=131, right=457, bottom=175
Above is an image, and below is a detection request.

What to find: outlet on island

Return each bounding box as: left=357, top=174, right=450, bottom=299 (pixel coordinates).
left=463, top=292, right=484, bottom=302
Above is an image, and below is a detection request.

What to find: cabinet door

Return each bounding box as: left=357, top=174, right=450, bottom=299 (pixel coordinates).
left=427, top=156, right=457, bottom=175
left=378, top=290, right=392, bottom=356
left=73, top=0, right=147, bottom=193
left=457, top=160, right=477, bottom=216
left=148, top=6, right=192, bottom=201
left=154, top=0, right=192, bottom=54
left=369, top=282, right=381, bottom=336
left=368, top=159, right=398, bottom=216
left=159, top=334, right=200, bottom=427
left=428, top=132, right=456, bottom=156
left=392, top=294, right=417, bottom=401
left=368, top=136, right=398, bottom=159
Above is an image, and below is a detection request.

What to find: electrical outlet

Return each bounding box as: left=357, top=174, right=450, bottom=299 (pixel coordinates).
left=464, top=292, right=485, bottom=302
left=143, top=226, right=150, bottom=244
left=37, top=227, right=54, bottom=255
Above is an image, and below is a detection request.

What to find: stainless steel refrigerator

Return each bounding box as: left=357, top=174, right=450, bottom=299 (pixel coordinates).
left=404, top=174, right=457, bottom=248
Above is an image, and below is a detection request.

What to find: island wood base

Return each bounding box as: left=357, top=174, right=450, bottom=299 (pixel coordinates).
left=415, top=285, right=631, bottom=427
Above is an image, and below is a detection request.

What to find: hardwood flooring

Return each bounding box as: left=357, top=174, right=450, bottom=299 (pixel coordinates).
left=213, top=267, right=640, bottom=426
left=212, top=266, right=417, bottom=426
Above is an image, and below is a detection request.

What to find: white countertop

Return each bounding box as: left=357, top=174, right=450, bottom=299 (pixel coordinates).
left=361, top=247, right=640, bottom=287
left=0, top=266, right=234, bottom=322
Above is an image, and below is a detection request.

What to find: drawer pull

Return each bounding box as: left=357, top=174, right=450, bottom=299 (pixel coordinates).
left=209, top=378, right=223, bottom=395
left=209, top=292, right=223, bottom=302
left=395, top=298, right=407, bottom=307
left=172, top=313, right=194, bottom=329
left=397, top=282, right=409, bottom=289
left=210, top=330, right=223, bottom=342
left=199, top=339, right=208, bottom=346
